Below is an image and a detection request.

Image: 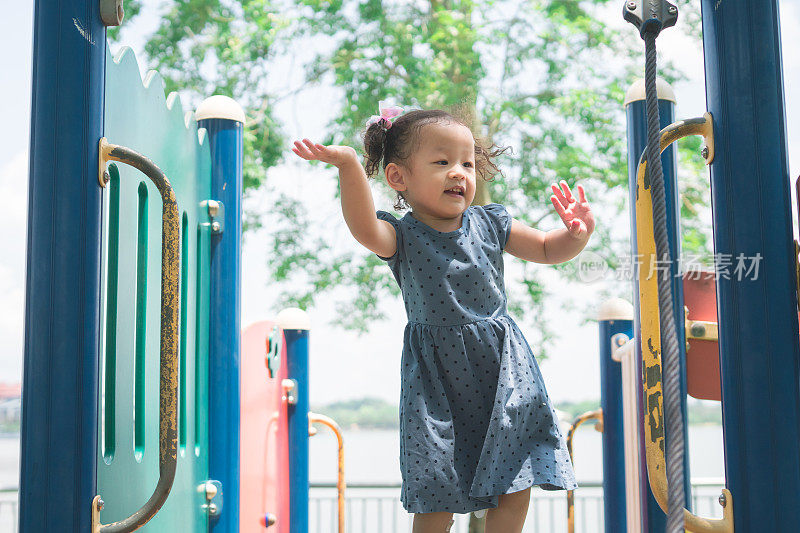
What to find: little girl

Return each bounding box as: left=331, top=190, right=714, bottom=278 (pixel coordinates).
left=292, top=104, right=595, bottom=533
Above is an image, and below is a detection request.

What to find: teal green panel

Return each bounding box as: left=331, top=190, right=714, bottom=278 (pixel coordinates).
left=98, top=44, right=212, bottom=532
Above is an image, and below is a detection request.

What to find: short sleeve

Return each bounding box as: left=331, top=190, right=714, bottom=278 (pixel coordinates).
left=375, top=210, right=403, bottom=263
left=481, top=203, right=512, bottom=250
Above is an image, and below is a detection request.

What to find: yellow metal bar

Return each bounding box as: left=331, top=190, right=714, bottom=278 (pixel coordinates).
left=309, top=412, right=346, bottom=533
left=635, top=115, right=734, bottom=532
left=566, top=409, right=603, bottom=533
left=685, top=318, right=718, bottom=342
left=93, top=138, right=180, bottom=533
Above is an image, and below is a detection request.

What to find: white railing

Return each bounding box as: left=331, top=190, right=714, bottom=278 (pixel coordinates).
left=0, top=489, right=18, bottom=533
left=309, top=480, right=726, bottom=533
left=0, top=481, right=726, bottom=533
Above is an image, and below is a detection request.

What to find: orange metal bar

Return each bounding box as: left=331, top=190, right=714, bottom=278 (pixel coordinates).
left=566, top=409, right=603, bottom=533
left=308, top=412, right=346, bottom=533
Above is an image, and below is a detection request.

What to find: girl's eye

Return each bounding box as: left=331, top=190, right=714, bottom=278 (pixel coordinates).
left=463, top=162, right=474, bottom=168
left=436, top=160, right=448, bottom=165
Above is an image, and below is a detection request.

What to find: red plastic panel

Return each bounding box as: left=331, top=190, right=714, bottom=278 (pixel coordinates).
left=241, top=321, right=290, bottom=532
left=683, top=272, right=722, bottom=401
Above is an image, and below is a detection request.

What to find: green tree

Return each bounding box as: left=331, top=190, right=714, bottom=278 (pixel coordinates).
left=113, top=0, right=711, bottom=355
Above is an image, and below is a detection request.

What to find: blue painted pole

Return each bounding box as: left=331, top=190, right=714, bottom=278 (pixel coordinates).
left=624, top=79, right=692, bottom=531
left=700, top=1, right=800, bottom=529
left=597, top=300, right=633, bottom=533
left=197, top=96, right=245, bottom=533
left=279, top=309, right=311, bottom=533
left=19, top=1, right=105, bottom=531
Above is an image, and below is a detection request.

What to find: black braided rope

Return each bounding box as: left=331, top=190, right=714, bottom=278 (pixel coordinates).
left=643, top=30, right=685, bottom=533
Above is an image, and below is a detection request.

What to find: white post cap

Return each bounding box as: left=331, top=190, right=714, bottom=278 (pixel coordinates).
left=624, top=78, right=676, bottom=106
left=196, top=95, right=246, bottom=124
left=597, top=298, right=634, bottom=321
left=276, top=307, right=311, bottom=331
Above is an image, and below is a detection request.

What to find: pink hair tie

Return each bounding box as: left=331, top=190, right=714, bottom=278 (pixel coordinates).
left=366, top=100, right=404, bottom=130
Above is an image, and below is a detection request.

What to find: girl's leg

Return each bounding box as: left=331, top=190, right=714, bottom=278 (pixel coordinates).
left=412, top=512, right=455, bottom=533
left=484, top=487, right=531, bottom=533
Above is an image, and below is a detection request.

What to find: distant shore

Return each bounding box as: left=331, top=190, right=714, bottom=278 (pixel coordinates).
left=311, top=397, right=724, bottom=430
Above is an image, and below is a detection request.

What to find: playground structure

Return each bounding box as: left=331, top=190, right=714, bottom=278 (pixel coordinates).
left=18, top=0, right=798, bottom=532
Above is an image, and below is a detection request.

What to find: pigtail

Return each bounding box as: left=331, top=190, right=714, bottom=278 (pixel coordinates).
left=363, top=122, right=388, bottom=179
left=475, top=139, right=513, bottom=182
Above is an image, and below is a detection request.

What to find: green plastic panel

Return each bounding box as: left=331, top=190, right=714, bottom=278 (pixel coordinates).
left=97, top=45, right=212, bottom=532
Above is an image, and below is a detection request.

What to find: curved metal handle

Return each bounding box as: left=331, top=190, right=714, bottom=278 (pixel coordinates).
left=566, top=409, right=603, bottom=533
left=308, top=413, right=346, bottom=533
left=635, top=114, right=734, bottom=532
left=92, top=137, right=180, bottom=533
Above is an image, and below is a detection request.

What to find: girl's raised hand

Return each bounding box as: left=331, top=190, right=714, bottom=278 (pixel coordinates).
left=550, top=180, right=595, bottom=240
left=292, top=139, right=358, bottom=168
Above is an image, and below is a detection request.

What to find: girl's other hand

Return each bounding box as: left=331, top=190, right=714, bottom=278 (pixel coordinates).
left=292, top=139, right=358, bottom=168
left=550, top=180, right=595, bottom=240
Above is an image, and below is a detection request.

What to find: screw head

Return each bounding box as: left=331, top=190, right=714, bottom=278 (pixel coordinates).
left=97, top=498, right=105, bottom=511
left=668, top=5, right=677, bottom=13
left=211, top=221, right=221, bottom=232
left=627, top=1, right=637, bottom=10
left=718, top=492, right=727, bottom=507
left=702, top=146, right=709, bottom=159
left=103, top=170, right=110, bottom=184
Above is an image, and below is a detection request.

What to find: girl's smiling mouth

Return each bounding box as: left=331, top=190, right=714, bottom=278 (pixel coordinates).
left=444, top=186, right=465, bottom=196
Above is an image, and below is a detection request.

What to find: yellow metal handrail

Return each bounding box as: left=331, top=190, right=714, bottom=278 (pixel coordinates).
left=635, top=114, right=733, bottom=532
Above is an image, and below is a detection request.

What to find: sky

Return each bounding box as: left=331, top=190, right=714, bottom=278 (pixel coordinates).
left=1, top=1, right=799, bottom=407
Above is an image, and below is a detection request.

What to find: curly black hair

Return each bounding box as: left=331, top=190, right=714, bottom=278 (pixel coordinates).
left=362, top=108, right=510, bottom=211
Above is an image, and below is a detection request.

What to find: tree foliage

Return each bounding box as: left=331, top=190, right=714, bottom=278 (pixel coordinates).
left=114, top=0, right=711, bottom=357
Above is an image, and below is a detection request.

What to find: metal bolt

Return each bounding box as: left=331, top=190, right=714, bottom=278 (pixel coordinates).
left=211, top=221, right=221, bottom=233
left=718, top=492, right=727, bottom=507
left=701, top=146, right=709, bottom=159
left=208, top=503, right=218, bottom=515
left=103, top=170, right=110, bottom=185
left=97, top=498, right=105, bottom=511
left=627, top=1, right=637, bottom=10
left=668, top=5, right=677, bottom=13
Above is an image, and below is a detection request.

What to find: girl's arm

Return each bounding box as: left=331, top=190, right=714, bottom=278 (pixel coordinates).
left=505, top=222, right=589, bottom=264
left=292, top=139, right=397, bottom=258
left=505, top=180, right=595, bottom=264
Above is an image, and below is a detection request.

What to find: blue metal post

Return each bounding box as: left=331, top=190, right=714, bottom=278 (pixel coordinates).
left=284, top=321, right=310, bottom=533
left=700, top=1, right=800, bottom=529
left=625, top=79, right=692, bottom=531
left=598, top=300, right=633, bottom=533
left=19, top=1, right=105, bottom=531
left=198, top=97, right=245, bottom=533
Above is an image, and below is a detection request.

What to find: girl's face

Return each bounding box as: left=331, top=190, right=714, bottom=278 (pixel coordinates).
left=388, top=122, right=476, bottom=218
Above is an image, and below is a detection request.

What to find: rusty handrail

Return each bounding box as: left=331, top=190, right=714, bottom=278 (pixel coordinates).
left=635, top=115, right=734, bottom=532
left=566, top=409, right=603, bottom=533
left=92, top=138, right=180, bottom=533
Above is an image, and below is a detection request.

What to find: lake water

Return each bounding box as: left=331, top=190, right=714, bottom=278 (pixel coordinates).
left=308, top=424, right=726, bottom=484
left=0, top=424, right=726, bottom=488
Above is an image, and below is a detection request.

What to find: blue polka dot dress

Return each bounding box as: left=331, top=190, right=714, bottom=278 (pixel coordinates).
left=375, top=203, right=577, bottom=515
